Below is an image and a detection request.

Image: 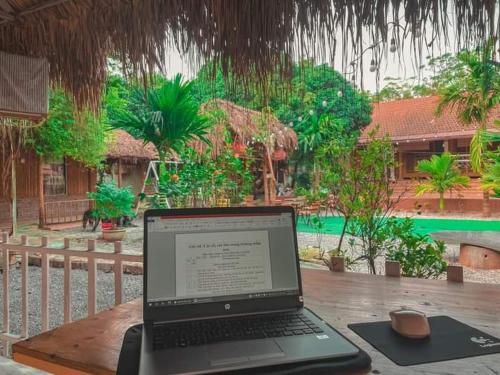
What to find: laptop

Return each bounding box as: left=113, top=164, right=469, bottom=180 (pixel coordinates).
left=139, top=206, right=359, bottom=374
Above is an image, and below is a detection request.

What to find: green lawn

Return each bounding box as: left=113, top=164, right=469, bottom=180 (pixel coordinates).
left=296, top=216, right=500, bottom=236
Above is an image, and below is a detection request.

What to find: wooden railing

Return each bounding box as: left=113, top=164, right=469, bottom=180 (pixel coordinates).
left=44, top=199, right=93, bottom=225
left=0, top=232, right=142, bottom=356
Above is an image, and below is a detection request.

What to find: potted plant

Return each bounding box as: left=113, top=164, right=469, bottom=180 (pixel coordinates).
left=88, top=181, right=135, bottom=241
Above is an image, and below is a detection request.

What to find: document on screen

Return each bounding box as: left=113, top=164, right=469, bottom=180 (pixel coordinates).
left=175, top=230, right=272, bottom=297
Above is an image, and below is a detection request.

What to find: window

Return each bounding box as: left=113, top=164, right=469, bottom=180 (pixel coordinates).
left=43, top=158, right=66, bottom=196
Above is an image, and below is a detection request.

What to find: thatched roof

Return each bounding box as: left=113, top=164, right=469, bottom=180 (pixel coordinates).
left=106, top=129, right=158, bottom=161
left=0, top=1, right=497, bottom=108
left=193, top=99, right=297, bottom=158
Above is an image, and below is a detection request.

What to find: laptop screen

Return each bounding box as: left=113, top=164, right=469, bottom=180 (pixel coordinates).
left=145, top=212, right=299, bottom=308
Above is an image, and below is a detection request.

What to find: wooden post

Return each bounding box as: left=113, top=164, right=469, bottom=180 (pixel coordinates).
left=63, top=237, right=72, bottom=323
left=263, top=161, right=269, bottom=203
left=38, top=156, right=46, bottom=229
left=482, top=191, right=491, bottom=218
left=330, top=256, right=345, bottom=272
left=114, top=241, right=123, bottom=306
left=11, top=154, right=17, bottom=236
left=385, top=261, right=401, bottom=277
left=447, top=265, right=464, bottom=283
left=398, top=152, right=404, bottom=179
left=21, top=250, right=29, bottom=338
left=41, top=252, right=49, bottom=332
left=63, top=255, right=72, bottom=324
left=117, top=159, right=123, bottom=188
left=87, top=239, right=97, bottom=316
left=2, top=247, right=10, bottom=338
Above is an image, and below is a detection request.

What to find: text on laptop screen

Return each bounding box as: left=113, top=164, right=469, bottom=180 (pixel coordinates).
left=146, top=213, right=299, bottom=307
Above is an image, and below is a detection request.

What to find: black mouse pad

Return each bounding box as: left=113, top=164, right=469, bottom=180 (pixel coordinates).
left=348, top=316, right=500, bottom=366
left=117, top=324, right=372, bottom=375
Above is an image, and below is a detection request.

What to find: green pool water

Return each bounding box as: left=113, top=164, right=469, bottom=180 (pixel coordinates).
left=296, top=216, right=500, bottom=236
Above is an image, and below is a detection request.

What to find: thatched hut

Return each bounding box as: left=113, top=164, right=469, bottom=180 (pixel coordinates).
left=195, top=99, right=298, bottom=202
left=106, top=129, right=158, bottom=195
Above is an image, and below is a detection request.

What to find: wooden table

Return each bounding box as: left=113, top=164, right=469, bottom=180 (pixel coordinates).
left=13, top=269, right=500, bottom=374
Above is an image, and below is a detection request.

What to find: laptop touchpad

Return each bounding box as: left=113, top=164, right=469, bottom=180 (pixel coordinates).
left=208, top=340, right=285, bottom=366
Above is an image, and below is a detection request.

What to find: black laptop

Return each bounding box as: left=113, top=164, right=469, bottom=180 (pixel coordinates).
left=139, top=206, right=360, bottom=374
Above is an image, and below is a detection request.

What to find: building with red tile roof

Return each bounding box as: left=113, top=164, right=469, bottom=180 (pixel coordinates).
left=359, top=96, right=499, bottom=216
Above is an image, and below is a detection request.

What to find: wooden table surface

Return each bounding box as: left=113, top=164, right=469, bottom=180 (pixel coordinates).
left=13, top=269, right=500, bottom=375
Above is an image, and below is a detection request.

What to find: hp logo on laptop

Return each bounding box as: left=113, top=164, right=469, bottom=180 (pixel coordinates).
left=224, top=304, right=231, bottom=311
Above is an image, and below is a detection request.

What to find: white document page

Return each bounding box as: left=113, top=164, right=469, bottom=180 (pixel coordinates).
left=175, top=230, right=272, bottom=297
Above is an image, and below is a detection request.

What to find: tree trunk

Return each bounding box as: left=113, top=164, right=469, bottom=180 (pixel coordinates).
left=482, top=190, right=491, bottom=218
left=10, top=154, right=17, bottom=236
left=336, top=216, right=349, bottom=253
left=312, top=158, right=320, bottom=193
left=38, top=156, right=46, bottom=229
left=368, top=258, right=376, bottom=275
left=439, top=192, right=445, bottom=212
left=263, top=161, right=269, bottom=203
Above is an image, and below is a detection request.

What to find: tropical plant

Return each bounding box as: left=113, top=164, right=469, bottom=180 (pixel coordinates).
left=481, top=120, right=500, bottom=198
left=436, top=38, right=500, bottom=173
left=320, top=130, right=398, bottom=274
left=386, top=218, right=447, bottom=279
left=111, top=74, right=211, bottom=161
left=482, top=153, right=500, bottom=198
left=87, top=181, right=135, bottom=228
left=415, top=152, right=470, bottom=211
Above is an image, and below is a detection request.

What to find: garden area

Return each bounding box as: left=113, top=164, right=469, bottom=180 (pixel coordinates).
left=1, top=38, right=499, bottom=286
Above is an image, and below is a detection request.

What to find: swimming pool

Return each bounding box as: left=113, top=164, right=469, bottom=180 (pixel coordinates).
left=296, top=216, right=500, bottom=236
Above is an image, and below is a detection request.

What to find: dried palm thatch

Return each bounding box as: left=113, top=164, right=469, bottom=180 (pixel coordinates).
left=193, top=99, right=297, bottom=159
left=0, top=1, right=498, bottom=108
left=106, top=129, right=159, bottom=162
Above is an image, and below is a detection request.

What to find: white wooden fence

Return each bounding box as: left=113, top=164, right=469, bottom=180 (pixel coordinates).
left=0, top=232, right=143, bottom=356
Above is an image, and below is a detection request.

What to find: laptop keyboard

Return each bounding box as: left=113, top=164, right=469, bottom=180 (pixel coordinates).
left=153, top=312, right=324, bottom=350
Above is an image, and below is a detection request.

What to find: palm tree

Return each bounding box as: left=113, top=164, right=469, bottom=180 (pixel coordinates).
left=111, top=74, right=211, bottom=161
left=436, top=38, right=500, bottom=215
left=481, top=121, right=500, bottom=197
left=482, top=153, right=500, bottom=198
left=416, top=152, right=470, bottom=211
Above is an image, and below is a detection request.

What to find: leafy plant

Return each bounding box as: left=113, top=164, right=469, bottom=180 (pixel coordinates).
left=26, top=88, right=109, bottom=168
left=415, top=152, right=470, bottom=211
left=88, top=181, right=135, bottom=228
left=481, top=120, right=500, bottom=198
left=386, top=218, right=448, bottom=279
left=111, top=74, right=212, bottom=161
left=310, top=215, right=326, bottom=260
left=320, top=129, right=398, bottom=274
left=436, top=38, right=500, bottom=173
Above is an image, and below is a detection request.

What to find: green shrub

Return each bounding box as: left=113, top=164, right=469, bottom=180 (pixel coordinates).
left=88, top=181, right=135, bottom=227
left=386, top=218, right=447, bottom=279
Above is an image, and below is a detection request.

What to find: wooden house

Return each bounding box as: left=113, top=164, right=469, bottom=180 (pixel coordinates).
left=0, top=149, right=96, bottom=228
left=360, top=96, right=499, bottom=214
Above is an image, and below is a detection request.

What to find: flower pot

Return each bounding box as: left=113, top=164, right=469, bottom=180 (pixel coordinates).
left=102, top=228, right=126, bottom=242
